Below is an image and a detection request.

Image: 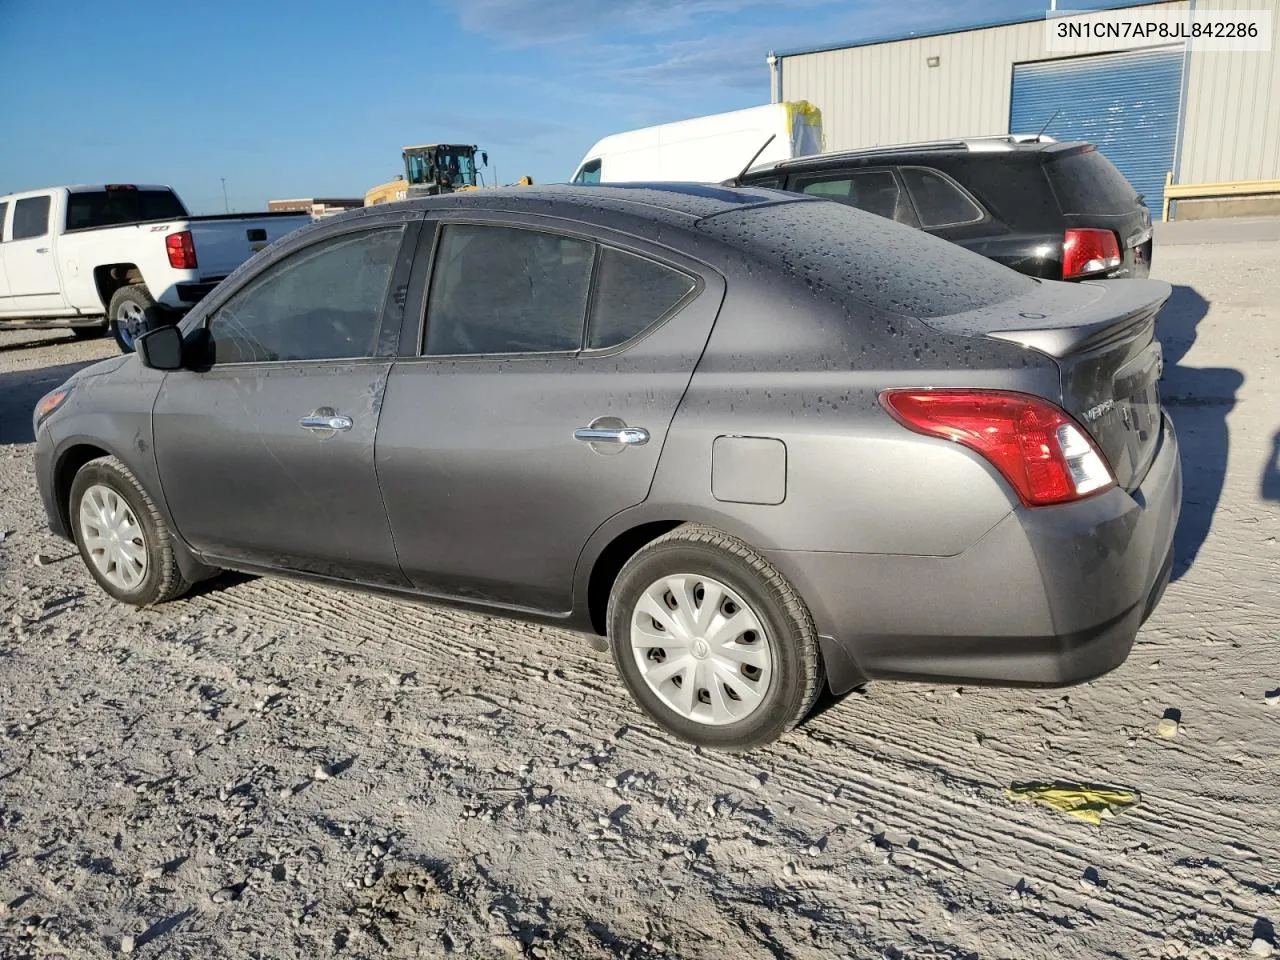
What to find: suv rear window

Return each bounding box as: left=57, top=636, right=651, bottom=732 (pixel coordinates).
left=698, top=198, right=1033, bottom=319
left=65, top=188, right=188, bottom=231
left=1045, top=148, right=1140, bottom=215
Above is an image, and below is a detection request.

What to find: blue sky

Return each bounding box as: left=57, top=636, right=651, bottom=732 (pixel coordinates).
left=2, top=0, right=1117, bottom=213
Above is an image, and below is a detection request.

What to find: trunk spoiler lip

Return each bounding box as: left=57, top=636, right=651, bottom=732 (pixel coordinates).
left=982, top=278, right=1172, bottom=359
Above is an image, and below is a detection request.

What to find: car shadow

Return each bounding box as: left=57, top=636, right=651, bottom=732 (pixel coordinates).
left=0, top=359, right=104, bottom=445
left=1156, top=285, right=1243, bottom=580
left=1262, top=431, right=1280, bottom=501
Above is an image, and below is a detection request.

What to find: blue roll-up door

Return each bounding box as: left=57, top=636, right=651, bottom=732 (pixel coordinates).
left=1010, top=47, right=1183, bottom=216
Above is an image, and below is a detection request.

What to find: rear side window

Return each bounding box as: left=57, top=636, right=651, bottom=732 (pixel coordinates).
left=0, top=202, right=7, bottom=241
left=426, top=224, right=595, bottom=355
left=797, top=169, right=917, bottom=226
left=698, top=199, right=1033, bottom=319
left=12, top=196, right=51, bottom=240
left=574, top=159, right=602, bottom=185
left=899, top=167, right=984, bottom=228
left=588, top=247, right=696, bottom=349
left=1045, top=148, right=1141, bottom=214
left=65, top=189, right=188, bottom=230
left=209, top=226, right=403, bottom=364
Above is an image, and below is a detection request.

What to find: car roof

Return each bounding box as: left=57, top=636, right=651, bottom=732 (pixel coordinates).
left=384, top=182, right=811, bottom=226
left=746, top=137, right=1090, bottom=177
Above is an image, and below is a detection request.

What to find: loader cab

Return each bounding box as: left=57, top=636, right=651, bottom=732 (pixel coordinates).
left=403, top=144, right=484, bottom=196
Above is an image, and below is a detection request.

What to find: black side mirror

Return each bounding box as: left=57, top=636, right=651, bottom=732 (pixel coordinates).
left=136, top=324, right=185, bottom=371
left=481, top=152, right=489, bottom=167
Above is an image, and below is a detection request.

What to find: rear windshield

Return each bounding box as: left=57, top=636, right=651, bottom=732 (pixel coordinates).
left=698, top=198, right=1033, bottom=318
left=1045, top=148, right=1141, bottom=215
left=65, top=189, right=188, bottom=231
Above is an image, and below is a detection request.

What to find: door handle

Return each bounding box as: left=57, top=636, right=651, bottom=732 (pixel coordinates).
left=574, top=426, right=649, bottom=446
left=35, top=247, right=49, bottom=254
left=299, top=414, right=353, bottom=432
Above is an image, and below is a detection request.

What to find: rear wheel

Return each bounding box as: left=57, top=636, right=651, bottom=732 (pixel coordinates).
left=108, top=284, right=165, bottom=354
left=607, top=524, right=824, bottom=751
left=69, top=456, right=191, bottom=606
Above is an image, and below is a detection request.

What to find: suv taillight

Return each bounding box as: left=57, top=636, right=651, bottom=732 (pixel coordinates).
left=1062, top=228, right=1121, bottom=280
left=165, top=230, right=197, bottom=270
left=879, top=389, right=1115, bottom=507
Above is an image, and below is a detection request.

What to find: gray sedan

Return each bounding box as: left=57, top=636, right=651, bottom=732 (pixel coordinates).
left=32, top=184, right=1180, bottom=750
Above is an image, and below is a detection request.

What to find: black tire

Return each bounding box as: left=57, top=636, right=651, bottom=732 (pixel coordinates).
left=71, top=325, right=106, bottom=340
left=69, top=455, right=191, bottom=606
left=607, top=524, right=825, bottom=751
left=108, top=284, right=166, bottom=354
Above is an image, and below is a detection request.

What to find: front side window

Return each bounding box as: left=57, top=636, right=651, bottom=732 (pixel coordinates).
left=574, top=159, right=602, bottom=185
left=588, top=247, right=696, bottom=349
left=425, top=224, right=595, bottom=355
left=899, top=167, right=985, bottom=228
left=798, top=170, right=916, bottom=226
left=12, top=196, right=51, bottom=241
left=208, top=226, right=404, bottom=364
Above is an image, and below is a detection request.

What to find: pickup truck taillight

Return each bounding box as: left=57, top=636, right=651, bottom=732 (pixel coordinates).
left=1062, top=228, right=1121, bottom=280
left=165, top=230, right=198, bottom=270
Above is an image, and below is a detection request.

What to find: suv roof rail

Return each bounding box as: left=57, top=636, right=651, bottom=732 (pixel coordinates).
left=758, top=133, right=1062, bottom=171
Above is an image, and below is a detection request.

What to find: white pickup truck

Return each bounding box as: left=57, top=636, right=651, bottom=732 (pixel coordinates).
left=0, top=184, right=311, bottom=351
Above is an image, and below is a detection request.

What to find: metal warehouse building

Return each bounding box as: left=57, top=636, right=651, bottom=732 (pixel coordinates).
left=768, top=0, right=1280, bottom=220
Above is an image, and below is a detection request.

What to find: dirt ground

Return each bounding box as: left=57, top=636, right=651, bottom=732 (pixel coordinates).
left=2, top=235, right=1278, bottom=960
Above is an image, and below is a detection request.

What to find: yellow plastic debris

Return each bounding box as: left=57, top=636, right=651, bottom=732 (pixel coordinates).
left=1005, top=782, right=1140, bottom=826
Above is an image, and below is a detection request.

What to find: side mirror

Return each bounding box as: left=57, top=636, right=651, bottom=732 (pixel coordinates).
left=136, top=324, right=185, bottom=371
left=481, top=152, right=489, bottom=167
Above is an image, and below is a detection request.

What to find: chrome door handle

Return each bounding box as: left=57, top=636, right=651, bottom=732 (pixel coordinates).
left=299, top=414, right=353, bottom=432
left=574, top=426, right=649, bottom=446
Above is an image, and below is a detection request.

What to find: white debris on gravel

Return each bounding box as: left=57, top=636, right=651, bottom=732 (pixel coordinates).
left=1252, top=937, right=1275, bottom=958
left=2, top=243, right=1280, bottom=957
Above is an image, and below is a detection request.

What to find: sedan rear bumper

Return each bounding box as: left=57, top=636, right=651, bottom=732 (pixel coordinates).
left=771, top=413, right=1181, bottom=695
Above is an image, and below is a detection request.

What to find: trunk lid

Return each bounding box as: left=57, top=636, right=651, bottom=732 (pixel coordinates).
left=921, top=278, right=1171, bottom=490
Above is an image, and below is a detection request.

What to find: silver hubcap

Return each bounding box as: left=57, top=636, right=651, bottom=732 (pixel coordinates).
left=78, top=484, right=147, bottom=590
left=116, top=301, right=144, bottom=346
left=630, top=574, right=773, bottom=726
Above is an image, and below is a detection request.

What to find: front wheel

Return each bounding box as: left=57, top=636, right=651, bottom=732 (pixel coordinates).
left=607, top=524, right=825, bottom=751
left=69, top=456, right=192, bottom=606
left=108, top=284, right=166, bottom=354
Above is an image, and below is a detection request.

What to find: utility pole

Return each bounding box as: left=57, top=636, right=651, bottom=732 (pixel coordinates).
left=220, top=177, right=229, bottom=213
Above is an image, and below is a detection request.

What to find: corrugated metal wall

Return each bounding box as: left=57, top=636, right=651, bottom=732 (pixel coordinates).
left=776, top=0, right=1278, bottom=186
left=1178, top=0, right=1280, bottom=182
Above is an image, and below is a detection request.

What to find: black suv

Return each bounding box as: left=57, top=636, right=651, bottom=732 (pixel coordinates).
left=738, top=137, right=1153, bottom=281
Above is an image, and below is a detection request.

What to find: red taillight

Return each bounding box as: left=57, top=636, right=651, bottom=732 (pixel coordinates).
left=879, top=389, right=1115, bottom=507
left=165, top=230, right=197, bottom=270
left=1062, top=227, right=1121, bottom=280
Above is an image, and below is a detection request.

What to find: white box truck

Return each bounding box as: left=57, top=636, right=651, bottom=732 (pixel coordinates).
left=570, top=102, right=824, bottom=185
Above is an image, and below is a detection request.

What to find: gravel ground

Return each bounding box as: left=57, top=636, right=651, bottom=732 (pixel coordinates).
left=2, top=238, right=1278, bottom=960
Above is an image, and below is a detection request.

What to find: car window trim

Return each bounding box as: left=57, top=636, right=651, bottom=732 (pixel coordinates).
left=195, top=220, right=417, bottom=368
left=897, top=165, right=988, bottom=229
left=412, top=216, right=705, bottom=362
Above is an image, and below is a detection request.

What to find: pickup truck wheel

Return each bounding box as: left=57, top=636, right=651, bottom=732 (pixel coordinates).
left=108, top=284, right=165, bottom=354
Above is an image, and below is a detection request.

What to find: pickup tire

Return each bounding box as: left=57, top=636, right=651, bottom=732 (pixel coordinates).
left=108, top=284, right=166, bottom=354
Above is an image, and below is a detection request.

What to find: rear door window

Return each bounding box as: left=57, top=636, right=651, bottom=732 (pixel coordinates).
left=1045, top=147, right=1141, bottom=214
left=65, top=189, right=188, bottom=230
left=425, top=224, right=595, bottom=355
left=795, top=169, right=918, bottom=226
left=899, top=167, right=985, bottom=228
left=12, top=196, right=51, bottom=240
left=588, top=247, right=696, bottom=349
